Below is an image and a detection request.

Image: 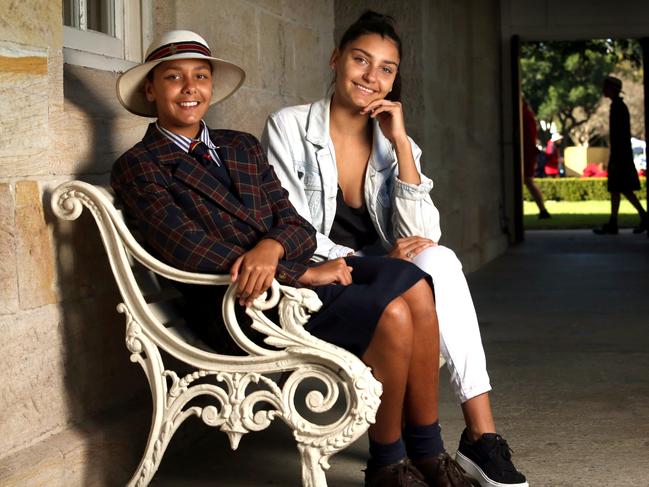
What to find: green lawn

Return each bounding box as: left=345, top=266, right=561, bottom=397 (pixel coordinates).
left=524, top=200, right=648, bottom=230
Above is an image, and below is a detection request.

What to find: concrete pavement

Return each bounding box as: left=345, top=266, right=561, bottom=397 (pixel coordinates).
left=153, top=230, right=649, bottom=486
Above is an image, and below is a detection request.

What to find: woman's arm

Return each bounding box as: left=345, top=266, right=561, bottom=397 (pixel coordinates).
left=363, top=99, right=420, bottom=184
left=391, top=155, right=442, bottom=243
left=363, top=100, right=442, bottom=242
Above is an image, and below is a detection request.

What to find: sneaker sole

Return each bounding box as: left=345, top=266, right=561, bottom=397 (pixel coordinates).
left=455, top=451, right=529, bottom=487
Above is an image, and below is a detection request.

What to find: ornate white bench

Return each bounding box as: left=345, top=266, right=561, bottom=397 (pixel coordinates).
left=51, top=180, right=382, bottom=487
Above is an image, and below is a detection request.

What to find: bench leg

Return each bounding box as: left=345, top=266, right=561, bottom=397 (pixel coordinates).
left=121, top=305, right=171, bottom=487
left=125, top=401, right=166, bottom=487
left=298, top=444, right=329, bottom=487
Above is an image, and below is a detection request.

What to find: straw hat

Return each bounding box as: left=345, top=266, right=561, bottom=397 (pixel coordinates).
left=116, top=30, right=245, bottom=117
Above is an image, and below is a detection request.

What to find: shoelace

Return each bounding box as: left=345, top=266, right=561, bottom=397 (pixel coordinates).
left=393, top=460, right=425, bottom=485
left=438, top=454, right=472, bottom=484
left=487, top=436, right=518, bottom=474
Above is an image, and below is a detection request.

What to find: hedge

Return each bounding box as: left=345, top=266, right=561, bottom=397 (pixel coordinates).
left=523, top=177, right=647, bottom=201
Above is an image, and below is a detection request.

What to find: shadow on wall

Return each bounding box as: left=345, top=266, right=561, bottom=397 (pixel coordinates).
left=42, top=66, right=148, bottom=486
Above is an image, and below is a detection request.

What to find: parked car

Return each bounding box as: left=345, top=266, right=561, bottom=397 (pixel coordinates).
left=631, top=137, right=646, bottom=172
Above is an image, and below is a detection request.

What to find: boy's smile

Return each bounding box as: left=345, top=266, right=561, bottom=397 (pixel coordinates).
left=145, top=58, right=213, bottom=138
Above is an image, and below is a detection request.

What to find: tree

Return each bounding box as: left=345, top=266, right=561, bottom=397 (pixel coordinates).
left=521, top=39, right=642, bottom=146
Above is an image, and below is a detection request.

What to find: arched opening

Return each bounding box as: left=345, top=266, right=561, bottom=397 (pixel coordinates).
left=510, top=36, right=647, bottom=239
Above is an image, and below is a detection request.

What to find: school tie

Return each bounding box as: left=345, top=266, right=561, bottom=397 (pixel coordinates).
left=189, top=140, right=232, bottom=188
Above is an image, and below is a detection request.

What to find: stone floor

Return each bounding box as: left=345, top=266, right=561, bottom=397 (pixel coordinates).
left=150, top=230, right=649, bottom=487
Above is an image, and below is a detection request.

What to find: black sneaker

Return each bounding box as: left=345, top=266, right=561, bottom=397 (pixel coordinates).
left=455, top=429, right=528, bottom=487
left=364, top=458, right=428, bottom=487
left=538, top=209, right=551, bottom=220
left=632, top=217, right=649, bottom=234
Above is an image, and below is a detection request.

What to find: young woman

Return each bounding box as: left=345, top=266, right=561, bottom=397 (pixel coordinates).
left=112, top=29, right=463, bottom=487
left=262, top=12, right=528, bottom=487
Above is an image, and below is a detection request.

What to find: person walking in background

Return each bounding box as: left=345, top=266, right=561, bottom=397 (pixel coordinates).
left=522, top=98, right=550, bottom=219
left=594, top=76, right=648, bottom=235
left=543, top=133, right=563, bottom=178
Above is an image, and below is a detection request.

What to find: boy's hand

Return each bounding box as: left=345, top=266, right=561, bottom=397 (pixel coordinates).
left=230, top=239, right=284, bottom=306
left=298, top=258, right=353, bottom=286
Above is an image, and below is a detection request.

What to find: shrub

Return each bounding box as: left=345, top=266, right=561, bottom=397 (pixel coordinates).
left=523, top=177, right=647, bottom=201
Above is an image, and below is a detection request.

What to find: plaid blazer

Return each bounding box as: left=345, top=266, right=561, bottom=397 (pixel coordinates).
left=111, top=123, right=316, bottom=285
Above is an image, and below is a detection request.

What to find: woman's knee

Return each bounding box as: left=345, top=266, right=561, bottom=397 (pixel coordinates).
left=413, top=245, right=462, bottom=275
left=403, top=278, right=436, bottom=310
left=374, top=297, right=413, bottom=357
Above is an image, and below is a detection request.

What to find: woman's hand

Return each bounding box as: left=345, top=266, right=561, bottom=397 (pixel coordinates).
left=361, top=99, right=408, bottom=146
left=298, top=258, right=353, bottom=287
left=230, top=239, right=284, bottom=306
left=388, top=236, right=436, bottom=261
left=361, top=99, right=420, bottom=185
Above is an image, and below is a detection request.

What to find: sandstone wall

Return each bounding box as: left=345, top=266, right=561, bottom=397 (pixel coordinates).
left=0, top=1, right=334, bottom=484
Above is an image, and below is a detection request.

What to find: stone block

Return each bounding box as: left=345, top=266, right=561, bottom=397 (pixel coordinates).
left=15, top=181, right=56, bottom=310
left=152, top=0, right=178, bottom=36
left=2, top=1, right=62, bottom=48
left=49, top=64, right=145, bottom=176
left=258, top=11, right=286, bottom=93
left=48, top=47, right=64, bottom=111
left=175, top=0, right=258, bottom=89
left=283, top=0, right=333, bottom=31
left=44, top=179, right=125, bottom=304
left=0, top=45, right=49, bottom=179
left=210, top=86, right=287, bottom=138
left=0, top=291, right=143, bottom=457
left=285, top=24, right=330, bottom=100
left=55, top=295, right=143, bottom=418
left=0, top=306, right=67, bottom=456
left=0, top=406, right=150, bottom=487
left=0, top=184, right=18, bottom=315
left=255, top=0, right=283, bottom=15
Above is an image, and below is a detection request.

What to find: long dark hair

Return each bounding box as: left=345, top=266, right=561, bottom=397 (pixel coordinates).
left=337, top=10, right=403, bottom=102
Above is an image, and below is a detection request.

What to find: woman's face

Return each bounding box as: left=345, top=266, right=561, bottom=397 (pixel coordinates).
left=331, top=33, right=399, bottom=110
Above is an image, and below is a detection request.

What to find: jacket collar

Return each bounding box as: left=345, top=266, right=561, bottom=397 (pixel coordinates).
left=305, top=96, right=331, bottom=147
left=305, top=96, right=396, bottom=172
left=141, top=123, right=263, bottom=230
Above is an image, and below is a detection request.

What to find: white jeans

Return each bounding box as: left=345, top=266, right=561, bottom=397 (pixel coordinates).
left=412, top=245, right=492, bottom=403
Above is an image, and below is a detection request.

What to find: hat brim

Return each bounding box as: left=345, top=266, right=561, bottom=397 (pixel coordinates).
left=116, top=53, right=245, bottom=117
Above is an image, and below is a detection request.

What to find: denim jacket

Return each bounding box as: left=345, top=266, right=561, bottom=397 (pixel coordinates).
left=262, top=96, right=441, bottom=261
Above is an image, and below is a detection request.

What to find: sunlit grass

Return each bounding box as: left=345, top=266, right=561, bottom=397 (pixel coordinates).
left=524, top=200, right=647, bottom=229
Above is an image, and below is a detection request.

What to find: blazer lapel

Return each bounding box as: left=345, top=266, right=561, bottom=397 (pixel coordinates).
left=142, top=125, right=263, bottom=230
left=214, top=145, right=261, bottom=215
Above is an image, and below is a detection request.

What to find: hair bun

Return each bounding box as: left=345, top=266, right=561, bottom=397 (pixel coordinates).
left=357, top=10, right=396, bottom=26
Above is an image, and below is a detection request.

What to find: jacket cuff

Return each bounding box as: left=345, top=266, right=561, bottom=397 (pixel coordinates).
left=394, top=174, right=434, bottom=200
left=275, top=260, right=308, bottom=286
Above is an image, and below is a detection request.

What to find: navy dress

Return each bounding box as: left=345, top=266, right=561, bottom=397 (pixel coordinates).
left=305, top=189, right=428, bottom=357
left=179, top=189, right=427, bottom=358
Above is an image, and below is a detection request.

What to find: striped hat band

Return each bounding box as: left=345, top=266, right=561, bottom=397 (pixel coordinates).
left=146, top=41, right=212, bottom=62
